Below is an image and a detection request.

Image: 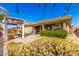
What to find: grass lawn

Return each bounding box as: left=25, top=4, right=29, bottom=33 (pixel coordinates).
left=7, top=36, right=79, bottom=56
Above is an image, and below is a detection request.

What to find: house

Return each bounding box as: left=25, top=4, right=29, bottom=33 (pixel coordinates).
left=24, top=16, right=71, bottom=34
left=72, top=26, right=79, bottom=32
left=0, top=16, right=71, bottom=39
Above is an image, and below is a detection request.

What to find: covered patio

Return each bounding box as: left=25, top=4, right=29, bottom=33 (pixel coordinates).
left=25, top=16, right=71, bottom=34
left=0, top=17, right=25, bottom=41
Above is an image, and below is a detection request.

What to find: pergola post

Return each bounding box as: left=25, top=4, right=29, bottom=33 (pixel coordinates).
left=3, top=17, right=7, bottom=41
left=19, top=24, right=22, bottom=31
left=22, top=24, right=24, bottom=39
left=19, top=24, right=22, bottom=37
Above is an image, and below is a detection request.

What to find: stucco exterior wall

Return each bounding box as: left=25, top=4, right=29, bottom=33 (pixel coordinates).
left=24, top=26, right=33, bottom=34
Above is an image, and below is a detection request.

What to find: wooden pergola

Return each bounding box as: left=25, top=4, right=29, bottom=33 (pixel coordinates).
left=0, top=6, right=25, bottom=41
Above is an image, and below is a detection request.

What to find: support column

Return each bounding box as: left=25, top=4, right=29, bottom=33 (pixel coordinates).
left=52, top=25, right=54, bottom=30
left=63, top=22, right=67, bottom=31
left=40, top=26, right=42, bottom=31
left=66, top=25, right=70, bottom=33
left=32, top=26, right=36, bottom=34
left=42, top=24, right=44, bottom=30
left=22, top=24, right=24, bottom=39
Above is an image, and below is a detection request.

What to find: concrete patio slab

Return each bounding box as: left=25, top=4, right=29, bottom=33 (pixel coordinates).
left=7, top=34, right=40, bottom=44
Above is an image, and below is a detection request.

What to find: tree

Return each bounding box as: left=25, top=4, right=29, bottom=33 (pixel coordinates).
left=0, top=13, right=4, bottom=22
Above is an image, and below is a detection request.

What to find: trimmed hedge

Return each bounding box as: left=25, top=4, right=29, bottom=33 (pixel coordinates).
left=40, top=29, right=67, bottom=38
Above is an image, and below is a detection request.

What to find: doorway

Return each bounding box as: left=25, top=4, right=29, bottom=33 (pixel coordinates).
left=35, top=26, right=41, bottom=34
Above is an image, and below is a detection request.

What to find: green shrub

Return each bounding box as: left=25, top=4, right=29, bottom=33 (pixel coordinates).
left=7, top=37, right=79, bottom=56
left=40, top=29, right=67, bottom=38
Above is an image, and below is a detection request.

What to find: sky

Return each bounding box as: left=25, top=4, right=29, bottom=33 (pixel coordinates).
left=0, top=3, right=79, bottom=27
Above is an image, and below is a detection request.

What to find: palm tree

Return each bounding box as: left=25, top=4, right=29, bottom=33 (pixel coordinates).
left=0, top=5, right=9, bottom=17
left=0, top=6, right=9, bottom=38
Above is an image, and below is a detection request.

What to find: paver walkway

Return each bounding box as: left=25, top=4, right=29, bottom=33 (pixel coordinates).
left=7, top=34, right=40, bottom=44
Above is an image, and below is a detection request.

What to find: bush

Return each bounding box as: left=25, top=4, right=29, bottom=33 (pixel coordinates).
left=8, top=33, right=15, bottom=40
left=7, top=37, right=79, bottom=56
left=40, top=29, right=67, bottom=38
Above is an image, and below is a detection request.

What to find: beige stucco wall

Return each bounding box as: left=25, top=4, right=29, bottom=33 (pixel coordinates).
left=24, top=26, right=33, bottom=34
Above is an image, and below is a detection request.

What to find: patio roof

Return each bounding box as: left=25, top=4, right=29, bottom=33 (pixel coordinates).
left=0, top=17, right=24, bottom=25
left=25, top=16, right=71, bottom=26
left=6, top=17, right=24, bottom=25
